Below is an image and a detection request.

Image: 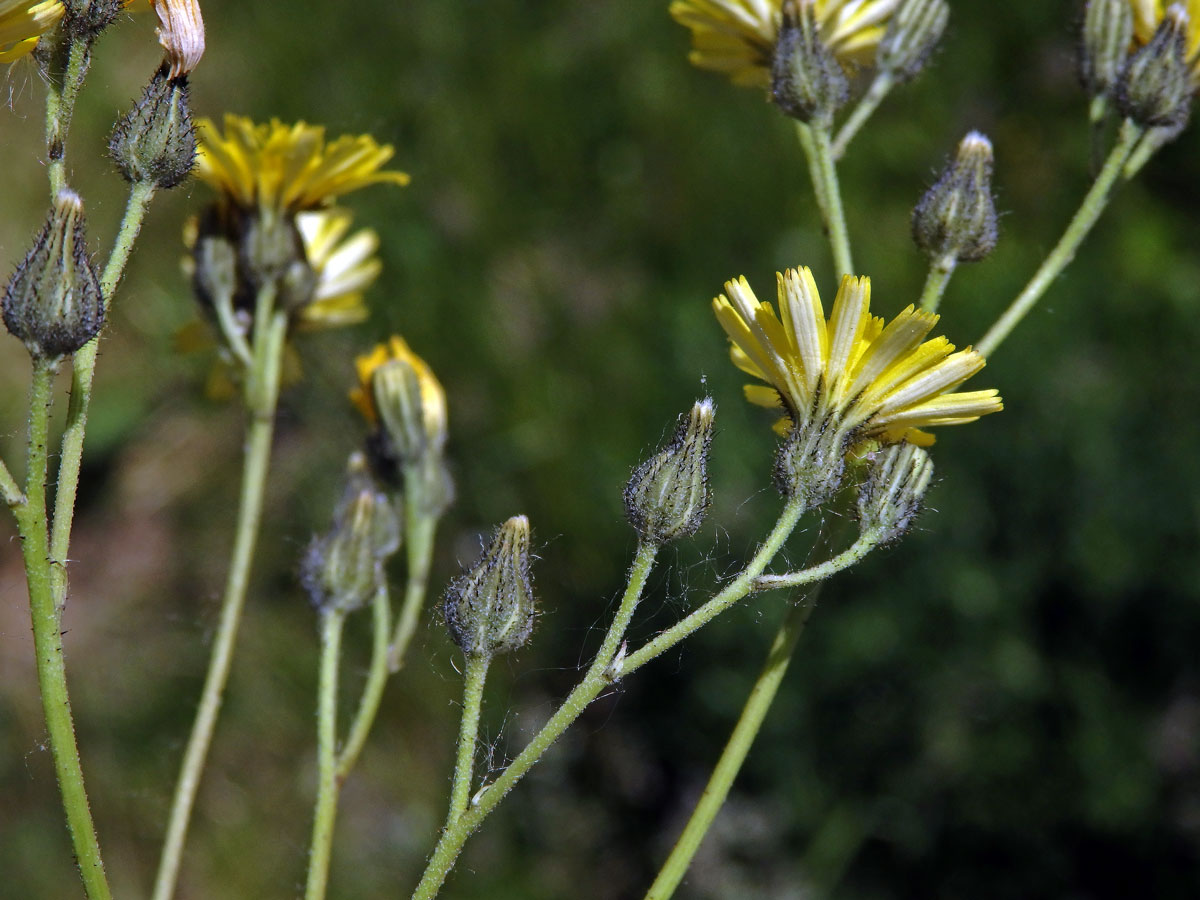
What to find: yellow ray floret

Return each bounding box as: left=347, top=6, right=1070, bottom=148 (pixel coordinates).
left=669, top=0, right=900, bottom=87
left=713, top=266, right=1002, bottom=446
left=1128, top=0, right=1200, bottom=86
left=292, top=209, right=381, bottom=331
left=195, top=115, right=410, bottom=213
left=0, top=0, right=63, bottom=62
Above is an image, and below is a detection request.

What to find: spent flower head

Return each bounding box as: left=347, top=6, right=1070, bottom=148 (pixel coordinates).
left=670, top=0, right=901, bottom=88
left=713, top=266, right=1002, bottom=450
left=151, top=0, right=204, bottom=77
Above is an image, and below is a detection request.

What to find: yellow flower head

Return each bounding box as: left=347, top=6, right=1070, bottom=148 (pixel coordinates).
left=292, top=209, right=381, bottom=331
left=1129, top=0, right=1200, bottom=85
left=669, top=0, right=900, bottom=87
left=350, top=336, right=448, bottom=455
left=0, top=0, right=63, bottom=62
left=195, top=115, right=410, bottom=213
left=713, top=266, right=1002, bottom=447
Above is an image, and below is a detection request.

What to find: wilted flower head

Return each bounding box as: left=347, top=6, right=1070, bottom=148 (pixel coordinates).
left=0, top=0, right=64, bottom=62
left=670, top=0, right=900, bottom=88
left=713, top=266, right=1002, bottom=449
left=194, top=115, right=410, bottom=214
left=151, top=0, right=204, bottom=77
left=1128, top=0, right=1200, bottom=87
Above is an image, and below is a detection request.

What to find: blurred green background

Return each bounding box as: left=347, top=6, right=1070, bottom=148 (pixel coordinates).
left=2, top=1, right=1200, bottom=897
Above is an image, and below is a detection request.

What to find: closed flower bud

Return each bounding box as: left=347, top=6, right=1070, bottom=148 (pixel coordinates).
left=912, top=131, right=998, bottom=264
left=444, top=516, right=536, bottom=658
left=301, top=453, right=402, bottom=616
left=771, top=0, right=850, bottom=125
left=1116, top=6, right=1194, bottom=129
left=773, top=415, right=851, bottom=509
left=1080, top=0, right=1135, bottom=98
left=856, top=442, right=934, bottom=544
left=624, top=398, right=715, bottom=544
left=876, top=0, right=949, bottom=83
left=110, top=64, right=197, bottom=189
left=3, top=190, right=103, bottom=362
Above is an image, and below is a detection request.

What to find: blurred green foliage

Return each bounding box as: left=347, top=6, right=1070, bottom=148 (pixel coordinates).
left=2, top=0, right=1199, bottom=897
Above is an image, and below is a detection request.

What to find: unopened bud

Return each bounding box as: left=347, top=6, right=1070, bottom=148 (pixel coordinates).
left=1080, top=0, right=1135, bottom=98
left=301, top=453, right=402, bottom=615
left=110, top=64, right=196, bottom=189
left=3, top=190, right=104, bottom=361
left=771, top=0, right=850, bottom=125
left=444, top=516, right=536, bottom=658
left=151, top=0, right=205, bottom=78
left=912, top=132, right=998, bottom=264
left=856, top=443, right=934, bottom=543
left=876, top=0, right=949, bottom=83
left=624, top=398, right=714, bottom=544
left=773, top=416, right=851, bottom=508
left=1116, top=6, right=1194, bottom=129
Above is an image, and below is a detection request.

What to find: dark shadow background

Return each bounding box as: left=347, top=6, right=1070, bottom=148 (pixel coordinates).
left=2, top=1, right=1199, bottom=897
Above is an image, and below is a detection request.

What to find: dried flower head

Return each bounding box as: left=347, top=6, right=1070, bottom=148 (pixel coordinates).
left=151, top=0, right=204, bottom=77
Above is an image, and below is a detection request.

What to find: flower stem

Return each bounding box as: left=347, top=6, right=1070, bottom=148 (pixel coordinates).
left=45, top=36, right=92, bottom=197
left=831, top=71, right=894, bottom=161
left=305, top=609, right=348, bottom=900
left=151, top=293, right=289, bottom=900
left=446, top=654, right=491, bottom=825
left=0, top=457, right=22, bottom=506
left=12, top=360, right=113, bottom=900
left=335, top=582, right=393, bottom=780
left=409, top=539, right=662, bottom=900
left=976, top=118, right=1143, bottom=358
left=388, top=503, right=437, bottom=672
left=643, top=592, right=818, bottom=900
left=48, top=182, right=157, bottom=612
left=917, top=254, right=956, bottom=314
left=796, top=122, right=854, bottom=277
left=620, top=498, right=807, bottom=677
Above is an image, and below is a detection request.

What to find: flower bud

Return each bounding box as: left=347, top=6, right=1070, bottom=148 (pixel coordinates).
left=1080, top=0, right=1135, bottom=98
left=1115, top=6, right=1194, bottom=129
left=911, top=132, right=998, bottom=264
left=773, top=415, right=851, bottom=509
left=151, top=0, right=205, bottom=78
left=856, top=442, right=934, bottom=544
left=444, top=516, right=536, bottom=658
left=3, top=190, right=104, bottom=361
left=876, top=0, right=949, bottom=83
left=109, top=64, right=197, bottom=189
left=624, top=398, right=714, bottom=544
left=301, top=453, right=402, bottom=616
left=771, top=0, right=850, bottom=125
